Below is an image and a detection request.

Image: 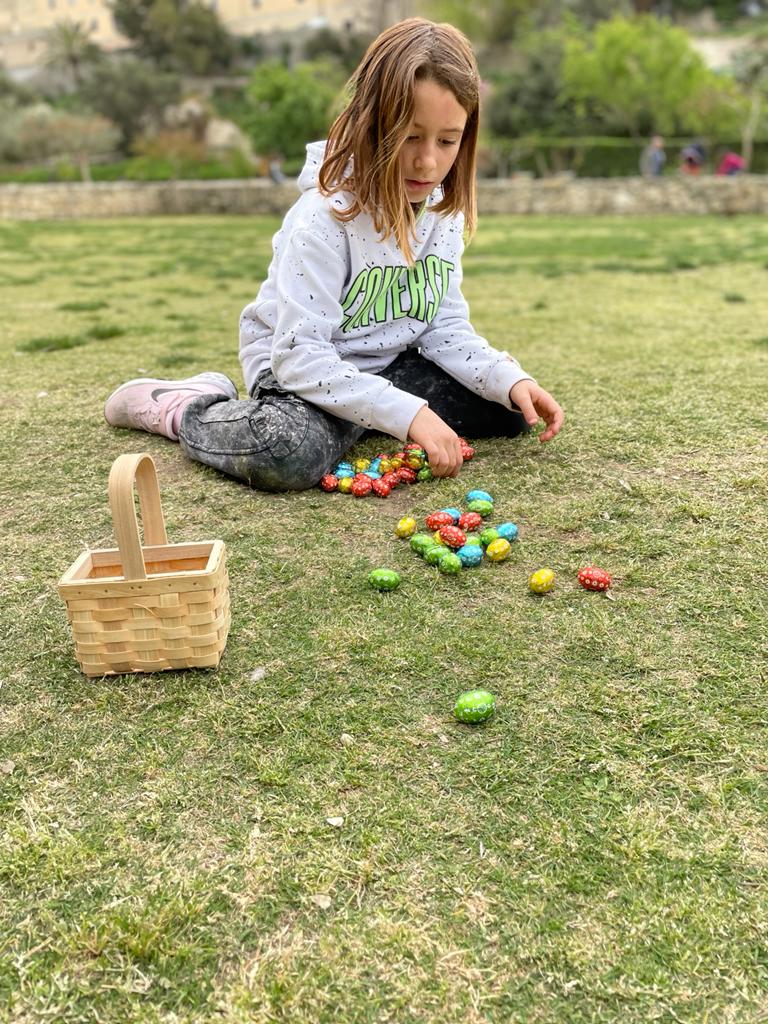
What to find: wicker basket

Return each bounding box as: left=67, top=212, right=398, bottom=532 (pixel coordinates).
left=58, top=452, right=230, bottom=677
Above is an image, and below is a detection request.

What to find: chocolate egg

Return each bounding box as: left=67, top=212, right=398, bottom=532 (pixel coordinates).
left=454, top=689, right=495, bottom=723
left=496, top=522, right=519, bottom=542
left=438, top=552, right=462, bottom=575
left=337, top=477, right=353, bottom=494
left=319, top=474, right=338, bottom=492
left=354, top=458, right=370, bottom=473
left=351, top=477, right=372, bottom=497
left=458, top=512, right=482, bottom=532
left=397, top=467, right=418, bottom=485
left=460, top=444, right=475, bottom=461
left=457, top=544, right=483, bottom=567
left=466, top=489, right=493, bottom=504
left=417, top=467, right=433, bottom=482
left=395, top=516, right=418, bottom=538
left=425, top=543, right=449, bottom=566
left=371, top=478, right=391, bottom=497
left=464, top=535, right=482, bottom=547
left=578, top=566, right=612, bottom=591
left=529, top=568, right=555, bottom=594
left=467, top=499, right=494, bottom=518
left=486, top=538, right=512, bottom=562
left=425, top=511, right=454, bottom=532
left=368, top=568, right=401, bottom=591
left=438, top=525, right=467, bottom=549
left=410, top=533, right=435, bottom=556
left=479, top=527, right=500, bottom=547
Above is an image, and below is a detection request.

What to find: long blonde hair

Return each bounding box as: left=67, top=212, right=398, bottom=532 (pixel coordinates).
left=318, top=18, right=480, bottom=264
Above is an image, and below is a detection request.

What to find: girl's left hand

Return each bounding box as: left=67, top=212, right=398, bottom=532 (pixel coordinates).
left=509, top=380, right=564, bottom=443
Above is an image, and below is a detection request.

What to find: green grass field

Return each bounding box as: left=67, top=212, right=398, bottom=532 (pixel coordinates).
left=1, top=214, right=767, bottom=1023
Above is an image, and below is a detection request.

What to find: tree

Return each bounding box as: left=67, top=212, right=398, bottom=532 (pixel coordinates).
left=108, top=0, right=236, bottom=74
left=732, top=29, right=768, bottom=168
left=0, top=105, right=118, bottom=178
left=44, top=20, right=103, bottom=90
left=240, top=62, right=340, bottom=162
left=561, top=15, right=741, bottom=137
left=79, top=57, right=180, bottom=152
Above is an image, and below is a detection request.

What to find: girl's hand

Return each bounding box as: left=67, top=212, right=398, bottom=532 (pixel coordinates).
left=407, top=406, right=463, bottom=477
left=509, top=380, right=564, bottom=443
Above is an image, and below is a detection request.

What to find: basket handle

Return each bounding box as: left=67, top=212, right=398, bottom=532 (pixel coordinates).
left=107, top=453, right=169, bottom=581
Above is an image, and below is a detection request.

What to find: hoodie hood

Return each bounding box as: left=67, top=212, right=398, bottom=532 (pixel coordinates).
left=297, top=140, right=329, bottom=193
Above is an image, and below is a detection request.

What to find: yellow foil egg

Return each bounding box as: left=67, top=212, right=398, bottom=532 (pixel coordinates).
left=486, top=538, right=512, bottom=562
left=354, top=457, right=370, bottom=473
left=337, top=477, right=353, bottom=494
left=529, top=568, right=556, bottom=594
left=395, top=516, right=418, bottom=538
left=379, top=458, right=392, bottom=474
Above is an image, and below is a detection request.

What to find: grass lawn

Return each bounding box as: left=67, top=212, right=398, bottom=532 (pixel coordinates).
left=1, top=213, right=767, bottom=1023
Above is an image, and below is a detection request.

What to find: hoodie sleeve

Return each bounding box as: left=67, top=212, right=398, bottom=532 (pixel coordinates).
left=417, top=237, right=535, bottom=408
left=270, top=227, right=426, bottom=440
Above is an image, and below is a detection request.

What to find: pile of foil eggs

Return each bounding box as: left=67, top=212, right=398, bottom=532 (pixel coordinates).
left=318, top=440, right=475, bottom=498
left=396, top=489, right=520, bottom=576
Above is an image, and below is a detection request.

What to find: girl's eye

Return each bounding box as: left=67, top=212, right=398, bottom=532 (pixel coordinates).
left=440, top=140, right=458, bottom=147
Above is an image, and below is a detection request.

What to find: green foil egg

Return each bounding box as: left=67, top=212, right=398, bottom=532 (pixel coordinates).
left=409, top=533, right=435, bottom=556
left=368, top=568, right=401, bottom=591
left=417, top=466, right=433, bottom=482
left=479, top=527, right=500, bottom=547
left=438, top=552, right=462, bottom=575
left=424, top=543, right=448, bottom=566
left=466, top=498, right=494, bottom=518
left=454, top=689, right=496, bottom=723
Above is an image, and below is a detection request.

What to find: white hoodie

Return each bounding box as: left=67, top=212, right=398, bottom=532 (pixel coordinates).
left=239, top=141, right=533, bottom=441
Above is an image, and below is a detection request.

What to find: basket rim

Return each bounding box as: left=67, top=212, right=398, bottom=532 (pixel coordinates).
left=58, top=538, right=226, bottom=589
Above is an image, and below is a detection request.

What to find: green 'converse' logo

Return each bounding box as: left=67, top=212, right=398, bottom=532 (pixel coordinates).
left=340, top=255, right=455, bottom=333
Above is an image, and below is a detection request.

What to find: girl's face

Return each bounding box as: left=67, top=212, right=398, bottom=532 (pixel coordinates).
left=399, top=78, right=468, bottom=204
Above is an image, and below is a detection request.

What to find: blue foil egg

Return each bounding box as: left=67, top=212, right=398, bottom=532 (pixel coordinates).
left=363, top=470, right=381, bottom=480
left=457, top=544, right=483, bottom=567
left=466, top=489, right=493, bottom=504
left=369, top=458, right=382, bottom=472
left=335, top=467, right=354, bottom=479
left=441, top=507, right=462, bottom=523
left=496, top=522, right=519, bottom=542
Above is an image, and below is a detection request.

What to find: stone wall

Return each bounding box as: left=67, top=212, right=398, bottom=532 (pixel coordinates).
left=1, top=175, right=767, bottom=219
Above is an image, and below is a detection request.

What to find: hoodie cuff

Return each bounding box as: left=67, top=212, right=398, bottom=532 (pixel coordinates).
left=371, top=384, right=428, bottom=442
left=485, top=359, right=536, bottom=409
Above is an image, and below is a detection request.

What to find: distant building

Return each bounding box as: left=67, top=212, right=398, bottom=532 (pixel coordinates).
left=0, top=0, right=415, bottom=79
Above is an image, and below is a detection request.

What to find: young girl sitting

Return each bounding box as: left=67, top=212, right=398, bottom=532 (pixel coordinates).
left=105, top=17, right=564, bottom=491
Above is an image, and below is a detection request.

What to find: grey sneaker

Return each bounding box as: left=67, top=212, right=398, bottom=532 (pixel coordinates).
left=104, top=372, right=238, bottom=440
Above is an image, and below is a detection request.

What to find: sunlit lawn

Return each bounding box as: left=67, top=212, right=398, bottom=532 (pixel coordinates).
left=1, top=214, right=767, bottom=1023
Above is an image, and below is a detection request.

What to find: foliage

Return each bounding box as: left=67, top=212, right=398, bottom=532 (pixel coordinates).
left=561, top=15, right=744, bottom=137
left=0, top=105, right=117, bottom=171
left=486, top=26, right=595, bottom=141
left=302, top=27, right=373, bottom=75
left=240, top=61, right=342, bottom=161
left=43, top=20, right=104, bottom=90
left=78, top=57, right=180, bottom=153
left=108, top=0, right=237, bottom=74
left=425, top=0, right=634, bottom=44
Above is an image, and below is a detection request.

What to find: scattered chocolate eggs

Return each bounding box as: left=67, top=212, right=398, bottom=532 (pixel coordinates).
left=438, top=552, right=462, bottom=575
left=466, top=489, right=493, bottom=504
left=425, top=511, right=454, bottom=532
left=457, top=544, right=483, bottom=567
left=438, top=525, right=467, bottom=549
left=467, top=498, right=494, bottom=518
left=496, top=522, right=519, bottom=542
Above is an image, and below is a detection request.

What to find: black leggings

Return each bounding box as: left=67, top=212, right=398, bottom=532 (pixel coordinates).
left=178, top=348, right=527, bottom=491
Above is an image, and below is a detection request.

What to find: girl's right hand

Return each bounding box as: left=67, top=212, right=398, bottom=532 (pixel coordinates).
left=407, top=406, right=463, bottom=478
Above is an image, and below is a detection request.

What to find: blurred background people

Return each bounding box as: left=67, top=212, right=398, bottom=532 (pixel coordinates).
left=640, top=134, right=666, bottom=176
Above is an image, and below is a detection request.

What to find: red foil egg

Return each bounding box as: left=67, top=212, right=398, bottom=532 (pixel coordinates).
left=397, top=467, right=418, bottom=484
left=578, top=566, right=612, bottom=591
left=425, top=511, right=455, bottom=531
left=371, top=479, right=392, bottom=498
left=460, top=444, right=475, bottom=461
left=438, top=525, right=467, bottom=549
left=458, top=511, right=482, bottom=531
left=351, top=477, right=373, bottom=497
left=381, top=471, right=400, bottom=488
left=319, top=474, right=338, bottom=492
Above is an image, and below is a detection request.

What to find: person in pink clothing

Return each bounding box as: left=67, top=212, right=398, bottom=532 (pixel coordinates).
left=716, top=152, right=746, bottom=176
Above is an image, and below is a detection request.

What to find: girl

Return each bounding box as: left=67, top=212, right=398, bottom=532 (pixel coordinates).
left=105, top=18, right=564, bottom=491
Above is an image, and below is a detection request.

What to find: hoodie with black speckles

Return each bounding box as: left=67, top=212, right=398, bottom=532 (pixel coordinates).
left=239, top=141, right=533, bottom=442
